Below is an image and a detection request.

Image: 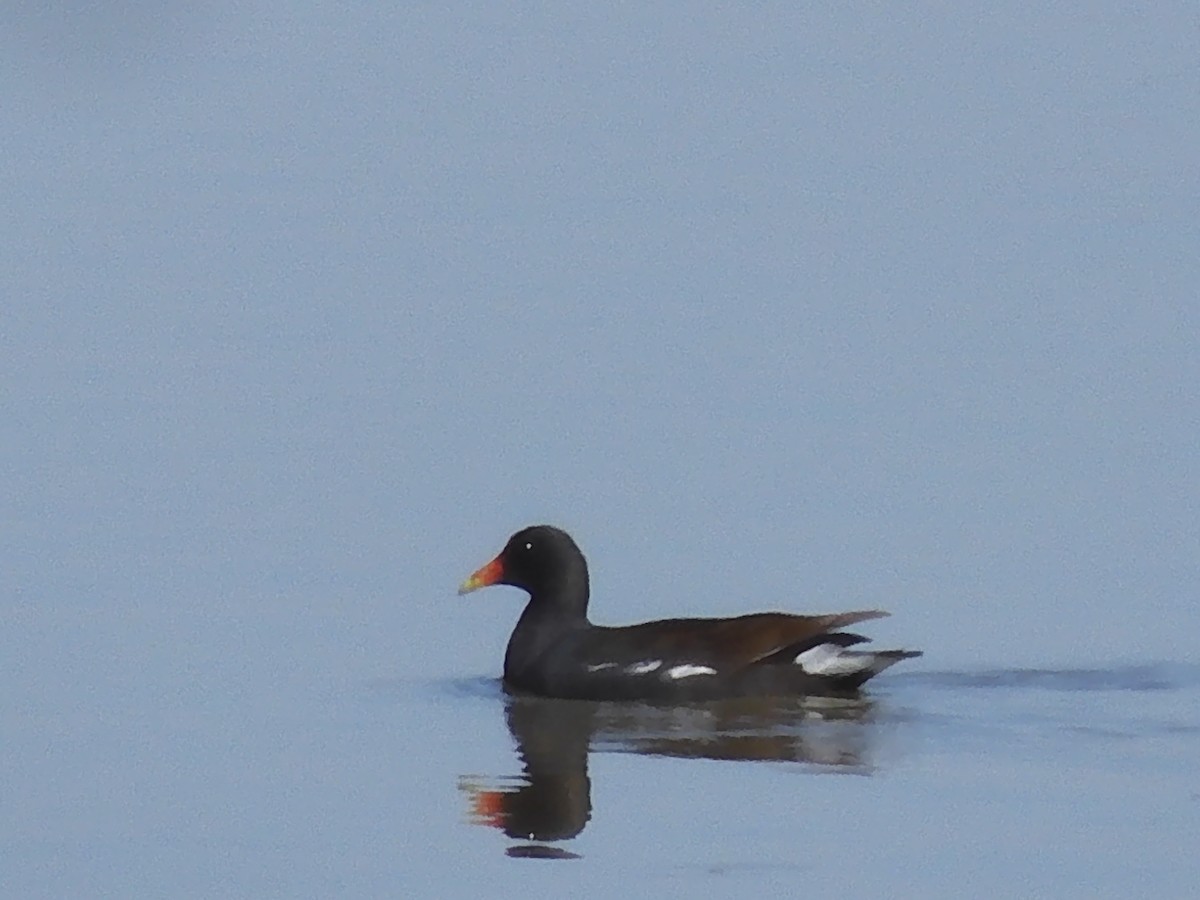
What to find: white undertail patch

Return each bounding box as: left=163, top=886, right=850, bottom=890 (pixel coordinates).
left=665, top=664, right=718, bottom=679
left=794, top=644, right=874, bottom=676
left=586, top=662, right=618, bottom=672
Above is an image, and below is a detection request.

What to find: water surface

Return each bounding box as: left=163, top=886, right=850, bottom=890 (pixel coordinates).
left=6, top=602, right=1198, bottom=899
left=448, top=664, right=1199, bottom=894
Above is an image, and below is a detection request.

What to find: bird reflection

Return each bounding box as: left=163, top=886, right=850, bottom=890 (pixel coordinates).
left=461, top=688, right=883, bottom=856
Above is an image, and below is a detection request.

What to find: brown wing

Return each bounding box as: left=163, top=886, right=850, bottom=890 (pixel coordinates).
left=700, top=610, right=890, bottom=670
left=601, top=610, right=890, bottom=673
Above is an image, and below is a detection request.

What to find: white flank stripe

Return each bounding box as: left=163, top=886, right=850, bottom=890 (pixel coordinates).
left=586, top=662, right=619, bottom=672
left=665, top=664, right=718, bottom=679
left=625, top=660, right=663, bottom=675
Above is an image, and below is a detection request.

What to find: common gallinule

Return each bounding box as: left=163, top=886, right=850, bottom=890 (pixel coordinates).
left=459, top=525, right=921, bottom=700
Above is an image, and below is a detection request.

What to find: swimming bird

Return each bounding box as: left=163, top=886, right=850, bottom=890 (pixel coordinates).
left=459, top=525, right=921, bottom=700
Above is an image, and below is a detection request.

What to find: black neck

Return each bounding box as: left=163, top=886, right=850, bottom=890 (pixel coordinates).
left=504, top=559, right=590, bottom=686
left=525, top=551, right=590, bottom=622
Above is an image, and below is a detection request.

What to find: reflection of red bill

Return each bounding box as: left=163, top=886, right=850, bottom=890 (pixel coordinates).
left=466, top=787, right=506, bottom=828
left=458, top=555, right=504, bottom=595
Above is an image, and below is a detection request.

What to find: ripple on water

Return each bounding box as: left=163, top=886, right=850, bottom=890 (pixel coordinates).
left=891, top=662, right=1200, bottom=693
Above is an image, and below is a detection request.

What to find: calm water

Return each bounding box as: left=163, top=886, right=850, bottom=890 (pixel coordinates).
left=8, top=647, right=1197, bottom=898
left=5, top=5, right=1199, bottom=898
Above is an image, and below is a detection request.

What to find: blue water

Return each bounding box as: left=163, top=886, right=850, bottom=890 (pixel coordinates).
left=5, top=4, right=1198, bottom=898
left=9, top=652, right=1196, bottom=898
left=453, top=665, right=1200, bottom=894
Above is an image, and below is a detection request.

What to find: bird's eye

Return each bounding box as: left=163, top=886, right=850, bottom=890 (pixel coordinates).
left=524, top=542, right=533, bottom=551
